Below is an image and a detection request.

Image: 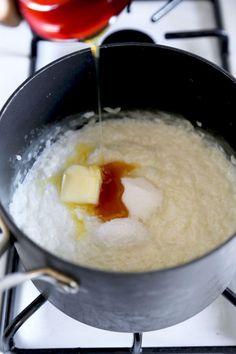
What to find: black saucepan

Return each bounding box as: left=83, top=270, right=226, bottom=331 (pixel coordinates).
left=0, top=44, right=236, bottom=333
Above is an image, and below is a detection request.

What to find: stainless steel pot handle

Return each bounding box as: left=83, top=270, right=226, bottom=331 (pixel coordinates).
left=0, top=216, right=10, bottom=257
left=0, top=267, right=79, bottom=294
left=0, top=217, right=79, bottom=294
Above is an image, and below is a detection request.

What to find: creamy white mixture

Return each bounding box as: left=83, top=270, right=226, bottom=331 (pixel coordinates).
left=10, top=111, right=236, bottom=272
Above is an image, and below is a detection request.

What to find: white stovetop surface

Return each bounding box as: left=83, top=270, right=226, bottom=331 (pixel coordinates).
left=1, top=0, right=236, bottom=350
left=11, top=275, right=236, bottom=349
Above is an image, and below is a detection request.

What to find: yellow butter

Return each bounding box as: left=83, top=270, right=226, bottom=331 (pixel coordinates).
left=61, top=165, right=102, bottom=204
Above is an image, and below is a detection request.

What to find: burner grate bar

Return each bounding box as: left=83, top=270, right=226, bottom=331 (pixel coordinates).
left=2, top=295, right=47, bottom=353
left=165, top=29, right=228, bottom=41
left=151, top=0, right=183, bottom=22
left=8, top=345, right=236, bottom=353
left=0, top=247, right=18, bottom=343
left=131, top=332, right=142, bottom=354
left=212, top=0, right=230, bottom=71
left=164, top=28, right=229, bottom=70
left=223, top=287, right=236, bottom=306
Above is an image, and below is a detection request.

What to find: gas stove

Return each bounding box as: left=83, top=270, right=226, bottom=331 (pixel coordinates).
left=1, top=247, right=236, bottom=353
left=28, top=0, right=234, bottom=74
left=1, top=1, right=236, bottom=353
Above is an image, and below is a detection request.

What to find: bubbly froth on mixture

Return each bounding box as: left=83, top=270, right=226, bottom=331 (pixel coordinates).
left=10, top=111, right=236, bottom=272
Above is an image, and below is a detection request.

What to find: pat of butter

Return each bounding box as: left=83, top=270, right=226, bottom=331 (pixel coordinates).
left=61, top=165, right=102, bottom=204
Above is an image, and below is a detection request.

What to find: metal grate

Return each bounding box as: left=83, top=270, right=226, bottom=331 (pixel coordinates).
left=29, top=0, right=230, bottom=76
left=1, top=248, right=236, bottom=354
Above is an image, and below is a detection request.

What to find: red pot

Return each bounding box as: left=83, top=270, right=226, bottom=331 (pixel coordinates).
left=18, top=0, right=129, bottom=40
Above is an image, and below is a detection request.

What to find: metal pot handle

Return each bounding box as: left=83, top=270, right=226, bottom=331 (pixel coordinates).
left=0, top=216, right=10, bottom=258
left=0, top=217, right=79, bottom=294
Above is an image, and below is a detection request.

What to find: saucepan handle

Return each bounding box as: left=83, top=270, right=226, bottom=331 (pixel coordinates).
left=0, top=217, right=79, bottom=294
left=0, top=267, right=79, bottom=294
left=0, top=216, right=10, bottom=258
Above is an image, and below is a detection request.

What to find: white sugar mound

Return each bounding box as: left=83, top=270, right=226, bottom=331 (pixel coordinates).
left=95, top=218, right=150, bottom=247
left=122, top=177, right=162, bottom=222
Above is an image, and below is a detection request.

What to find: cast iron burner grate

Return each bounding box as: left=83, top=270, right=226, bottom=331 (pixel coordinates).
left=29, top=0, right=230, bottom=75
left=1, top=248, right=236, bottom=354
left=0, top=0, right=236, bottom=353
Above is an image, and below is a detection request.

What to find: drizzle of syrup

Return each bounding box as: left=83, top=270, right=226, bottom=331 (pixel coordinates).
left=95, top=161, right=135, bottom=221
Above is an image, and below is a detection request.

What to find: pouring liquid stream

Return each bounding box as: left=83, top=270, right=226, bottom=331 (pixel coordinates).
left=91, top=45, right=103, bottom=161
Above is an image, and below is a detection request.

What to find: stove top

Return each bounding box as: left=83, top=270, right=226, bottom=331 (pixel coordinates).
left=1, top=0, right=236, bottom=353
left=1, top=247, right=236, bottom=353
left=32, top=0, right=232, bottom=73
left=13, top=271, right=236, bottom=349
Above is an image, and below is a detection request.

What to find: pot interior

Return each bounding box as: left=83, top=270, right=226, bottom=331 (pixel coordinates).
left=1, top=43, right=236, bottom=215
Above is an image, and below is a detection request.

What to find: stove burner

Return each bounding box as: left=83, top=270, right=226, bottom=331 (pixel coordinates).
left=101, top=29, right=155, bottom=45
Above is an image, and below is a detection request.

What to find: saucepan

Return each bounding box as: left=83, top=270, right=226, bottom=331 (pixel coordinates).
left=0, top=43, right=236, bottom=333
